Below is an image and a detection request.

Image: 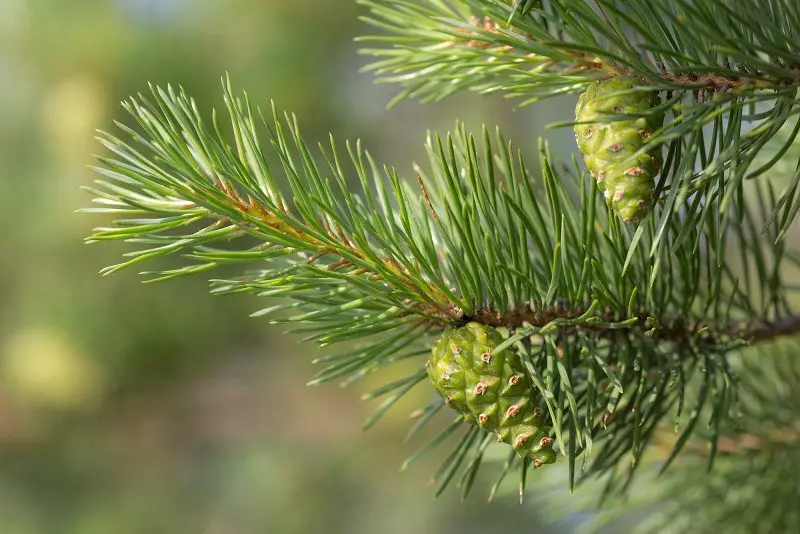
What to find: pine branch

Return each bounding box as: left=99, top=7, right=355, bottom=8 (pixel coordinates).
left=360, top=0, right=800, bottom=99
left=82, top=78, right=800, bottom=498
left=359, top=1, right=800, bottom=253
left=75, top=1, right=800, bottom=522
left=83, top=80, right=468, bottom=326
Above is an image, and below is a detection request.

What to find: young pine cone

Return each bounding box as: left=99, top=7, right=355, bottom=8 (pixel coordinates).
left=574, top=76, right=664, bottom=223
left=427, top=322, right=557, bottom=468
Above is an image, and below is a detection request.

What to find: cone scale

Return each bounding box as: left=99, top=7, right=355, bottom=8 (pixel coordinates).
left=427, top=322, right=556, bottom=468
left=574, top=76, right=663, bottom=223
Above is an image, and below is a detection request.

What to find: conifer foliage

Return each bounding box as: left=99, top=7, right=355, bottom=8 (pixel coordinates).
left=82, top=0, right=800, bottom=528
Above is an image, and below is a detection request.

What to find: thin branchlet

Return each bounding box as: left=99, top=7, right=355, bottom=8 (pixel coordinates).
left=219, top=184, right=462, bottom=321
left=447, top=14, right=787, bottom=91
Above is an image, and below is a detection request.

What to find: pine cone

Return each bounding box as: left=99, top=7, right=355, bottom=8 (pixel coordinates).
left=574, top=76, right=663, bottom=223
left=427, top=322, right=556, bottom=468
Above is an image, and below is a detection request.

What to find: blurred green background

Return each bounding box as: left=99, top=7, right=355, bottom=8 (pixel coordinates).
left=0, top=1, right=585, bottom=533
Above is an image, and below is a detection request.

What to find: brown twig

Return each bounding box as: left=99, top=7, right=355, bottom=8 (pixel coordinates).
left=740, top=315, right=800, bottom=341
left=459, top=300, right=800, bottom=347
left=563, top=50, right=782, bottom=90
left=449, top=16, right=796, bottom=92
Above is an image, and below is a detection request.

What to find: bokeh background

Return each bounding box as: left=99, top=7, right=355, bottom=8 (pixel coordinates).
left=0, top=1, right=585, bottom=533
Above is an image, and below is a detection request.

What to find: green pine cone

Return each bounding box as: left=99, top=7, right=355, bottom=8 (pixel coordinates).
left=427, top=322, right=556, bottom=468
left=574, top=76, right=663, bottom=223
